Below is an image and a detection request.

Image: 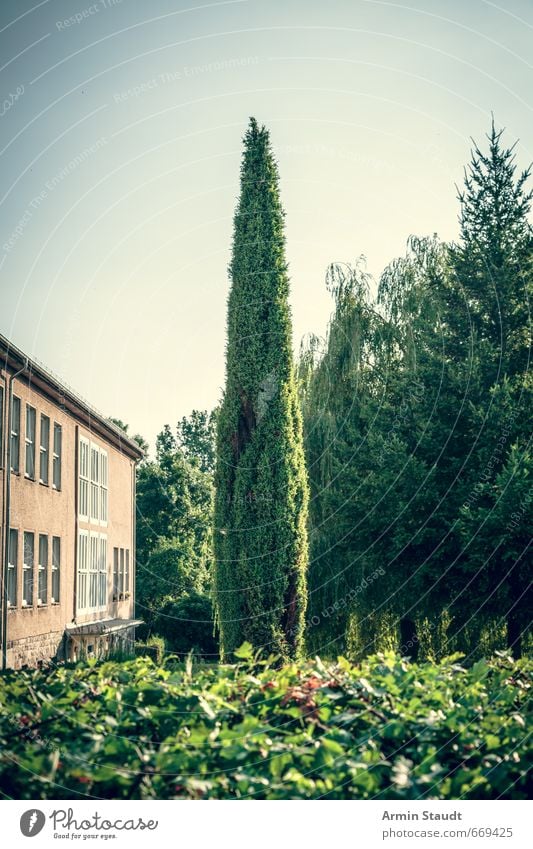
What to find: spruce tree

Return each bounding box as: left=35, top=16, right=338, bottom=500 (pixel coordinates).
left=213, top=118, right=309, bottom=660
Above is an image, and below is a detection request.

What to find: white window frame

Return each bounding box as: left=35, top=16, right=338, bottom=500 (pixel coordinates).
left=38, top=533, right=48, bottom=606
left=7, top=528, right=17, bottom=607
left=125, top=549, right=130, bottom=594
left=11, top=396, right=20, bottom=473
left=77, top=529, right=89, bottom=613
left=53, top=423, right=62, bottom=490
left=90, top=442, right=99, bottom=523
left=78, top=436, right=90, bottom=521
left=22, top=531, right=34, bottom=607
left=40, top=414, right=50, bottom=485
left=25, top=404, right=36, bottom=480
left=99, top=534, right=107, bottom=608
left=99, top=448, right=108, bottom=526
left=51, top=536, right=60, bottom=604
left=77, top=530, right=107, bottom=614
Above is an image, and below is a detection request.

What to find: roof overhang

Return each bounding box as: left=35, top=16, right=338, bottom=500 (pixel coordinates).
left=66, top=618, right=144, bottom=637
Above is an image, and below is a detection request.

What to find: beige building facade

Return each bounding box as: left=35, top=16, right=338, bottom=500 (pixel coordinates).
left=0, top=333, right=143, bottom=669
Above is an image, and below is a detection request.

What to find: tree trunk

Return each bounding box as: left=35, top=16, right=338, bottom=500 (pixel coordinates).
left=399, top=617, right=419, bottom=660
left=506, top=612, right=522, bottom=659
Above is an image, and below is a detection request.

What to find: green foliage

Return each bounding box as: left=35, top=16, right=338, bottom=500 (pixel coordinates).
left=302, top=125, right=532, bottom=660
left=0, top=653, right=530, bottom=799
left=214, top=118, right=309, bottom=660
left=177, top=409, right=217, bottom=474
left=136, top=420, right=215, bottom=652
left=135, top=635, right=166, bottom=664
left=154, top=593, right=217, bottom=658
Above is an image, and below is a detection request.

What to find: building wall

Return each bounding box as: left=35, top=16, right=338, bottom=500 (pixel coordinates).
left=1, top=368, right=136, bottom=668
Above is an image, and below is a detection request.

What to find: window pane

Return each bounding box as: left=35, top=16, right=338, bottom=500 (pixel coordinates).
left=8, top=529, right=17, bottom=606
left=53, top=424, right=62, bottom=489
left=11, top=396, right=20, bottom=473
left=25, top=406, right=36, bottom=478
left=0, top=387, right=3, bottom=467
left=40, top=415, right=50, bottom=484
left=23, top=532, right=34, bottom=606
left=125, top=550, right=130, bottom=592
left=113, top=548, right=119, bottom=596
left=99, top=536, right=107, bottom=607
left=119, top=548, right=124, bottom=595
left=38, top=534, right=48, bottom=604
left=52, top=536, right=60, bottom=603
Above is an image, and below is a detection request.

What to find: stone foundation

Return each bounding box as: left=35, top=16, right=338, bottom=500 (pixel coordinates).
left=7, top=630, right=66, bottom=669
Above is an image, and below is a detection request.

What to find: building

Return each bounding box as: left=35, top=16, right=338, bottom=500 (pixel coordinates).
left=0, top=333, right=144, bottom=669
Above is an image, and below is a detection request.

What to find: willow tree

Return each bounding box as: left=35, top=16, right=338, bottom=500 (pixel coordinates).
left=213, top=118, right=309, bottom=660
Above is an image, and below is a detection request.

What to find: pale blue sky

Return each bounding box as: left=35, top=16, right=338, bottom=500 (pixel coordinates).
left=1, top=0, right=531, bottom=451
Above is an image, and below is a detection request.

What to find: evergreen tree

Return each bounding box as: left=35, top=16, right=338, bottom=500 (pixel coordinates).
left=450, top=124, right=532, bottom=655
left=213, top=118, right=309, bottom=660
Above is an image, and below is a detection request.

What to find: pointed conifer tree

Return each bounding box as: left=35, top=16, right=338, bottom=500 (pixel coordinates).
left=213, top=118, right=309, bottom=660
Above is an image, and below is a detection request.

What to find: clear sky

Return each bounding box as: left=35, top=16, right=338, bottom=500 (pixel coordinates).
left=1, top=0, right=531, bottom=452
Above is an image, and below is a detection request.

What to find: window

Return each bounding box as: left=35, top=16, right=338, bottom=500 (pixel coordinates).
left=113, top=547, right=130, bottom=600
left=90, top=444, right=99, bottom=522
left=53, top=423, right=62, bottom=489
left=125, top=549, right=130, bottom=593
left=77, top=530, right=107, bottom=613
left=23, top=532, right=34, bottom=606
left=25, top=405, right=36, bottom=479
left=99, top=535, right=107, bottom=608
left=52, top=536, right=60, bottom=604
left=7, top=529, right=17, bottom=607
left=11, top=396, right=20, bottom=473
left=38, top=534, right=48, bottom=605
left=89, top=533, right=99, bottom=610
left=77, top=530, right=89, bottom=612
left=113, top=547, right=119, bottom=598
left=79, top=436, right=89, bottom=520
left=100, top=448, right=108, bottom=525
left=0, top=386, right=4, bottom=466
left=39, top=415, right=50, bottom=484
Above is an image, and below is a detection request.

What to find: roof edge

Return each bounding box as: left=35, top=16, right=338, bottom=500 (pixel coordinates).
left=0, top=331, right=144, bottom=461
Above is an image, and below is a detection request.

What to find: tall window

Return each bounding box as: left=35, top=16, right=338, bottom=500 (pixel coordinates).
left=113, top=547, right=130, bottom=600
left=11, top=396, right=20, bottom=473
left=90, top=445, right=99, bottom=522
left=25, top=405, right=36, bottom=479
left=77, top=530, right=89, bottom=612
left=0, top=386, right=4, bottom=466
left=7, top=529, right=17, bottom=607
left=39, top=415, right=50, bottom=484
left=89, top=533, right=99, bottom=609
left=51, top=536, right=60, bottom=604
left=113, top=547, right=119, bottom=598
left=125, top=549, right=130, bottom=593
left=79, top=437, right=89, bottom=520
left=78, top=531, right=107, bottom=613
left=53, top=423, right=62, bottom=489
left=99, top=535, right=107, bottom=608
left=23, top=531, right=34, bottom=606
left=38, top=534, right=48, bottom=605
left=100, top=449, right=108, bottom=524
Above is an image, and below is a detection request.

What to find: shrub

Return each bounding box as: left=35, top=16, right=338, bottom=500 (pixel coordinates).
left=155, top=593, right=217, bottom=659
left=0, top=651, right=530, bottom=799
left=135, top=635, right=166, bottom=664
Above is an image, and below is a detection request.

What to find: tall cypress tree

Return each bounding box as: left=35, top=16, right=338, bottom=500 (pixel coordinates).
left=213, top=118, right=309, bottom=660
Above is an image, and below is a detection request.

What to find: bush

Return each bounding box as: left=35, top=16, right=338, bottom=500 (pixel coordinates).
left=155, top=593, right=217, bottom=658
left=0, top=651, right=530, bottom=799
left=135, top=635, right=166, bottom=663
